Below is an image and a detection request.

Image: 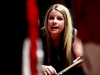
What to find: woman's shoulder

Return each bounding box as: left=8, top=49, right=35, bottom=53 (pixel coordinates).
left=40, top=27, right=45, bottom=32
left=72, top=27, right=78, bottom=36
left=72, top=28, right=75, bottom=33
left=40, top=27, right=45, bottom=35
left=40, top=27, right=46, bottom=40
left=72, top=28, right=78, bottom=37
left=72, top=28, right=76, bottom=43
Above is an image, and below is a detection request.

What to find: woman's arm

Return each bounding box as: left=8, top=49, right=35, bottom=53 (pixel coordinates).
left=41, top=65, right=57, bottom=75
left=72, top=29, right=83, bottom=59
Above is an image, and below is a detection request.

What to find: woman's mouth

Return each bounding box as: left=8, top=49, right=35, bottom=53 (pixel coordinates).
left=51, top=26, right=58, bottom=29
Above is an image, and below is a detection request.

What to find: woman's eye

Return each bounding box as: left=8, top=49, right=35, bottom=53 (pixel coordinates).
left=49, top=17, right=54, bottom=20
left=57, top=17, right=62, bottom=20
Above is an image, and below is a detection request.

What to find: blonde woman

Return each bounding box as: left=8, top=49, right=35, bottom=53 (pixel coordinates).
left=40, top=4, right=84, bottom=75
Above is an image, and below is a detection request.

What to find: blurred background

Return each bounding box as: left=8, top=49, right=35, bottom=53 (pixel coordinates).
left=2, top=0, right=100, bottom=75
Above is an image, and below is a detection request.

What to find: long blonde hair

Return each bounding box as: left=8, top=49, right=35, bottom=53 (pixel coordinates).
left=44, top=4, right=73, bottom=65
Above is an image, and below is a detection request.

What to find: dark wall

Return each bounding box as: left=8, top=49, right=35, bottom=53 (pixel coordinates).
left=1, top=0, right=28, bottom=75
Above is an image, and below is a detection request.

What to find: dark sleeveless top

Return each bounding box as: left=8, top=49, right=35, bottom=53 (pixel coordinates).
left=40, top=27, right=85, bottom=75
left=40, top=27, right=75, bottom=71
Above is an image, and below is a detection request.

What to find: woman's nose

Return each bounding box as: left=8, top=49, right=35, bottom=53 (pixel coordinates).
left=53, top=18, right=57, bottom=23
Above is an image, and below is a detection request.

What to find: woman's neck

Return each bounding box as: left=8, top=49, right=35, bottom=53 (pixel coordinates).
left=53, top=40, right=60, bottom=49
left=50, top=33, right=61, bottom=49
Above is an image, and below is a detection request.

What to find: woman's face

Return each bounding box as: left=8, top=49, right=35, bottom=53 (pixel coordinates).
left=47, top=9, right=65, bottom=35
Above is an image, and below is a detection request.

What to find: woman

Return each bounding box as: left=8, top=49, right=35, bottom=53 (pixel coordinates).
left=40, top=4, right=84, bottom=75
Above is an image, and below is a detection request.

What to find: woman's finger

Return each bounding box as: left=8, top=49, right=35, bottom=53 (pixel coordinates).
left=73, top=56, right=81, bottom=63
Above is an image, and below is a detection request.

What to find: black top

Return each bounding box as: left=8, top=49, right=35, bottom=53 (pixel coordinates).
left=40, top=27, right=75, bottom=71
left=40, top=27, right=85, bottom=75
left=50, top=37, right=66, bottom=73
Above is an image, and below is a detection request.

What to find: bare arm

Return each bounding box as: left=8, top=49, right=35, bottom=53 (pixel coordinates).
left=41, top=65, right=57, bottom=75
left=72, top=29, right=83, bottom=59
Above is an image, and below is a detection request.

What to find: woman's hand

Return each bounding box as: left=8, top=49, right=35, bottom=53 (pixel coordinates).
left=73, top=56, right=81, bottom=64
left=41, top=65, right=57, bottom=75
left=73, top=56, right=83, bottom=67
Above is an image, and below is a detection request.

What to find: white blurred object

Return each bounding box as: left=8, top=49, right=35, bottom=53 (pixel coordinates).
left=22, top=38, right=31, bottom=75
left=22, top=38, right=44, bottom=75
left=36, top=39, right=44, bottom=75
